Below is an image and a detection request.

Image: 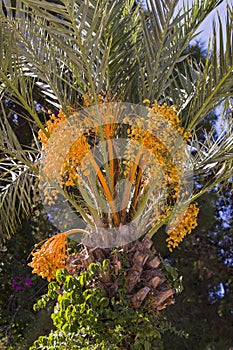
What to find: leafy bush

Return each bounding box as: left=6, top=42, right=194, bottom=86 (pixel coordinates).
left=30, top=263, right=168, bottom=349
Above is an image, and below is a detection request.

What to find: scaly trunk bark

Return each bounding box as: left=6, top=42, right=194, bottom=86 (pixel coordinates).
left=66, top=237, right=175, bottom=311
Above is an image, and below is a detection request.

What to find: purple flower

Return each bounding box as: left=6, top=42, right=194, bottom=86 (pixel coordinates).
left=11, top=279, right=17, bottom=288
left=11, top=276, right=33, bottom=291
left=23, top=277, right=32, bottom=288
left=16, top=286, right=24, bottom=291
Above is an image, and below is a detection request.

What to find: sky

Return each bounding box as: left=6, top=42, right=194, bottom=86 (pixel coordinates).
left=142, top=0, right=230, bottom=47
left=177, top=0, right=229, bottom=46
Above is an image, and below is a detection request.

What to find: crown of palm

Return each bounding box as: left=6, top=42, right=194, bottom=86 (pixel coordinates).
left=0, top=0, right=233, bottom=237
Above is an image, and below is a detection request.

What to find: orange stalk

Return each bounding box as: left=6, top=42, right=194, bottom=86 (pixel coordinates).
left=28, top=229, right=90, bottom=259
left=84, top=175, right=107, bottom=227
left=130, top=161, right=143, bottom=213
left=121, top=151, right=142, bottom=223
left=62, top=228, right=91, bottom=236
left=107, top=138, right=115, bottom=192
left=89, top=154, right=120, bottom=226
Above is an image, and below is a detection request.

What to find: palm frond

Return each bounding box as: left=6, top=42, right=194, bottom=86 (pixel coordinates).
left=0, top=157, right=35, bottom=237
left=191, top=116, right=233, bottom=181
left=137, top=0, right=223, bottom=101
left=1, top=0, right=225, bottom=107
left=174, top=4, right=233, bottom=129
left=0, top=0, right=233, bottom=239
left=1, top=0, right=137, bottom=109
left=0, top=104, right=39, bottom=237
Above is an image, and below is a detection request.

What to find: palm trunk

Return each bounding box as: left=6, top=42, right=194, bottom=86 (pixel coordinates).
left=66, top=237, right=175, bottom=311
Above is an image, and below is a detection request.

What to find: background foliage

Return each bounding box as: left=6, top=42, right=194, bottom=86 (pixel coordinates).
left=0, top=0, right=233, bottom=349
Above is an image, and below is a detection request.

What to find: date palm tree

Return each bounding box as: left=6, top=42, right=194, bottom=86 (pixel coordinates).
left=0, top=0, right=233, bottom=314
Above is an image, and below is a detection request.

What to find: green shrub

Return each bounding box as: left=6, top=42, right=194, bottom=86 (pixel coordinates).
left=30, top=262, right=166, bottom=350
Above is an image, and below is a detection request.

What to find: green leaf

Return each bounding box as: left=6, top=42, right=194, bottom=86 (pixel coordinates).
left=88, top=262, right=100, bottom=273
left=55, top=268, right=68, bottom=283
left=99, top=297, right=109, bottom=309
left=60, top=297, right=70, bottom=312
left=64, top=275, right=75, bottom=290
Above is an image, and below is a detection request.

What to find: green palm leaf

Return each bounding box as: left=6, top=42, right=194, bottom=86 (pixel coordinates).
left=0, top=106, right=38, bottom=237
left=0, top=157, right=35, bottom=237
left=172, top=4, right=233, bottom=129
left=0, top=0, right=233, bottom=237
